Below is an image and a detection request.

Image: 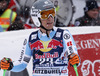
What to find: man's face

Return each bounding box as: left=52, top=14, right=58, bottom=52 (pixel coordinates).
left=40, top=9, right=55, bottom=30
left=0, top=0, right=8, bottom=10
left=87, top=8, right=99, bottom=19
left=40, top=15, right=54, bottom=30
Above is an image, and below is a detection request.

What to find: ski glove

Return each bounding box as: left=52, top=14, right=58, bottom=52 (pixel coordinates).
left=0, top=57, right=13, bottom=70
left=68, top=53, right=80, bottom=66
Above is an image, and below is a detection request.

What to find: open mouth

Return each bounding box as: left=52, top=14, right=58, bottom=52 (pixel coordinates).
left=47, top=22, right=53, bottom=25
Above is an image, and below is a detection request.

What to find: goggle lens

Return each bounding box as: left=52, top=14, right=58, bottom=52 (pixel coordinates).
left=40, top=8, right=55, bottom=19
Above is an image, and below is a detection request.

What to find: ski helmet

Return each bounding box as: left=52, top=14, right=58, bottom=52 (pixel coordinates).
left=30, top=0, right=55, bottom=27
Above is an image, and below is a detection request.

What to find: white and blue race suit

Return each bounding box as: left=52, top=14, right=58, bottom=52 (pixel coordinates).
left=11, top=27, right=79, bottom=76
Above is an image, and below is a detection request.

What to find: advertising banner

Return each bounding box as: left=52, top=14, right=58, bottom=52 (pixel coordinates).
left=69, top=32, right=100, bottom=76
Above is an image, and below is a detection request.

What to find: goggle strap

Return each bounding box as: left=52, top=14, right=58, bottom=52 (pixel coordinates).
left=46, top=31, right=49, bottom=37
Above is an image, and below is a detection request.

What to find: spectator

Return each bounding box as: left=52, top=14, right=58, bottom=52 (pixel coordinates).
left=74, top=0, right=100, bottom=26
left=0, top=0, right=21, bottom=31
left=54, top=0, right=59, bottom=13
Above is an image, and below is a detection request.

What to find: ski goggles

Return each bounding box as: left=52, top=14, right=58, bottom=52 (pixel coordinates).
left=40, top=8, right=55, bottom=19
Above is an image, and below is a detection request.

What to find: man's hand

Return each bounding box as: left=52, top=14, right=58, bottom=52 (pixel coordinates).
left=0, top=57, right=13, bottom=70
left=68, top=53, right=80, bottom=66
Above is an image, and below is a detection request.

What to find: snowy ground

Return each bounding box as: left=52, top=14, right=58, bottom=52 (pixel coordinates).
left=0, top=26, right=100, bottom=76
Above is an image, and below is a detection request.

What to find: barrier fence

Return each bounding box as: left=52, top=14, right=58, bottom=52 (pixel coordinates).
left=0, top=26, right=100, bottom=76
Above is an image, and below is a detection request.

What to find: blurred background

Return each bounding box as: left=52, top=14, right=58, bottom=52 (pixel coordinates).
left=0, top=0, right=100, bottom=32
left=18, top=0, right=100, bottom=26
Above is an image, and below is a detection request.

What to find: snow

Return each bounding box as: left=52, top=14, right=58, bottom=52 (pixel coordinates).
left=0, top=26, right=100, bottom=76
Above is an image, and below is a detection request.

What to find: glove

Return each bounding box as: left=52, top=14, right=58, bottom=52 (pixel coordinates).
left=68, top=53, right=80, bottom=66
left=0, top=57, right=13, bottom=70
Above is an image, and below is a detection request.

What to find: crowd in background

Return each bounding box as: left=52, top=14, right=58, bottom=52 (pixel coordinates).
left=74, top=0, right=100, bottom=26
left=0, top=0, right=100, bottom=32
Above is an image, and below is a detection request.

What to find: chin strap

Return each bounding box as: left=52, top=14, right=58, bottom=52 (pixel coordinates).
left=40, top=25, right=54, bottom=37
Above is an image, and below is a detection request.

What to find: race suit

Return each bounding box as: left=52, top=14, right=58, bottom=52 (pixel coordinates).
left=11, top=27, right=79, bottom=76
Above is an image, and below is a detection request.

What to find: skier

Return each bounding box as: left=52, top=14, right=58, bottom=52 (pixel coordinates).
left=0, top=0, right=80, bottom=76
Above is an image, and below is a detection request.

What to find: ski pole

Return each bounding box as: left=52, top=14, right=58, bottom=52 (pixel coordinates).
left=3, top=70, right=7, bottom=76
left=3, top=58, right=8, bottom=76
left=73, top=64, right=79, bottom=76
